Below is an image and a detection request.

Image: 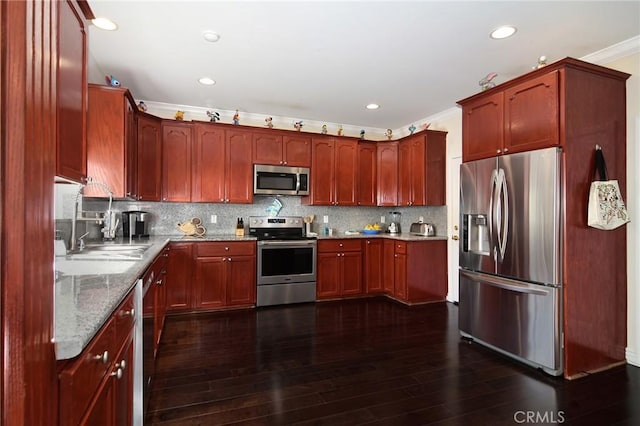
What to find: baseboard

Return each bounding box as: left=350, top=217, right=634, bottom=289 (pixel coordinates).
left=626, top=347, right=640, bottom=367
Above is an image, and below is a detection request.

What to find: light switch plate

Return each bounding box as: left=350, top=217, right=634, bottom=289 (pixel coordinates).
left=380, top=216, right=385, bottom=223
left=210, top=214, right=217, bottom=224
left=323, top=215, right=329, bottom=223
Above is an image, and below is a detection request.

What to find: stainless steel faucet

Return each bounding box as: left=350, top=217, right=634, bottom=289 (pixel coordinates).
left=70, top=178, right=114, bottom=252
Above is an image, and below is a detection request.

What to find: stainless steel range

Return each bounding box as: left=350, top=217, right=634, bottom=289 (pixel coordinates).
left=249, top=216, right=317, bottom=307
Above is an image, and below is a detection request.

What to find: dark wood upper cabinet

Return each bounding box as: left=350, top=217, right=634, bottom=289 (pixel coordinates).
left=398, top=130, right=446, bottom=207
left=376, top=142, right=398, bottom=206
left=136, top=114, right=162, bottom=201
left=252, top=131, right=283, bottom=165
left=461, top=92, right=504, bottom=162
left=192, top=124, right=226, bottom=202
left=306, top=136, right=358, bottom=206
left=253, top=131, right=311, bottom=167
left=358, top=142, right=377, bottom=206
left=85, top=84, right=137, bottom=198
left=161, top=121, right=192, bottom=202
left=56, top=0, right=88, bottom=182
left=282, top=134, right=312, bottom=167
left=225, top=128, right=253, bottom=204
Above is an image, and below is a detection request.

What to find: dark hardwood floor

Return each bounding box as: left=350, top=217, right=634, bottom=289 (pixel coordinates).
left=146, top=298, right=640, bottom=425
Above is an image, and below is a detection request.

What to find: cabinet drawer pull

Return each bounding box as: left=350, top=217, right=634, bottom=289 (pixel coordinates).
left=120, top=308, right=135, bottom=317
left=111, top=367, right=123, bottom=380
left=94, top=350, right=109, bottom=364
left=155, top=279, right=163, bottom=286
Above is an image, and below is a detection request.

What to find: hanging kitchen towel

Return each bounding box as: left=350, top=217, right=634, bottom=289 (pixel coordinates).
left=587, top=146, right=629, bottom=230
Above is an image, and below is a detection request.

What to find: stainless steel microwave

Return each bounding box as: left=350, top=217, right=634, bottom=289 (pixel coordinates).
left=254, top=164, right=310, bottom=196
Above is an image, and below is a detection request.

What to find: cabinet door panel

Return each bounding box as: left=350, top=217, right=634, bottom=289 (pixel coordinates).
left=462, top=92, right=504, bottom=162
left=162, top=123, right=192, bottom=202
left=383, top=240, right=395, bottom=294
left=310, top=138, right=335, bottom=205
left=376, top=142, right=398, bottom=206
left=317, top=253, right=341, bottom=298
left=56, top=0, right=87, bottom=182
left=334, top=140, right=358, bottom=206
left=253, top=132, right=283, bottom=165
left=358, top=143, right=377, bottom=206
left=341, top=252, right=363, bottom=295
left=398, top=140, right=412, bottom=206
left=364, top=239, right=384, bottom=293
left=225, top=129, right=253, bottom=204
left=505, top=70, right=560, bottom=153
left=283, top=134, right=311, bottom=167
left=166, top=243, right=193, bottom=312
left=194, top=257, right=226, bottom=309
left=227, top=256, right=256, bottom=306
left=409, top=137, right=426, bottom=205
left=192, top=124, right=225, bottom=202
left=425, top=131, right=447, bottom=205
left=137, top=115, right=162, bottom=201
left=394, top=253, right=407, bottom=300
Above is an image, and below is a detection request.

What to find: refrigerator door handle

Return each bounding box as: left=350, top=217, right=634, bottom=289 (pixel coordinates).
left=489, top=169, right=499, bottom=262
left=497, top=168, right=509, bottom=261
left=460, top=270, right=551, bottom=296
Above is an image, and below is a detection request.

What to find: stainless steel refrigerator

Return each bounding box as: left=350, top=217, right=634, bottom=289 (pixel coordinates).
left=459, top=147, right=563, bottom=376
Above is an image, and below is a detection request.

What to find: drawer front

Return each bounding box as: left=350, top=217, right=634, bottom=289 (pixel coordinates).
left=114, top=290, right=136, bottom=349
left=318, top=239, right=362, bottom=253
left=394, top=241, right=407, bottom=254
left=196, top=241, right=256, bottom=257
left=59, top=317, right=116, bottom=426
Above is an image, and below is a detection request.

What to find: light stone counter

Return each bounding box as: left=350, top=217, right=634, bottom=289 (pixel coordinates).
left=316, top=232, right=448, bottom=242
left=54, top=234, right=256, bottom=360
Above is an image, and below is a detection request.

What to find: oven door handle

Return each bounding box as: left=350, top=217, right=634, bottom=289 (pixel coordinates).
left=258, top=240, right=317, bottom=247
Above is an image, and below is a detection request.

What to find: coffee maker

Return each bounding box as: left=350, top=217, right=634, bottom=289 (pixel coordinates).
left=387, top=211, right=402, bottom=234
left=122, top=210, right=150, bottom=238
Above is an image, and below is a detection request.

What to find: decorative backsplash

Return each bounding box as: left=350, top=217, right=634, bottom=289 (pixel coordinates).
left=82, top=195, right=447, bottom=238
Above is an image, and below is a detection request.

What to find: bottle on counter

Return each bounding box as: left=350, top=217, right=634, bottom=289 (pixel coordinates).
left=235, top=217, right=245, bottom=237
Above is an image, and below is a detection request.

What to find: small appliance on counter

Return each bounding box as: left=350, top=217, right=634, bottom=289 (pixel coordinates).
left=410, top=222, right=435, bottom=237
left=122, top=210, right=150, bottom=238
left=387, top=211, right=402, bottom=234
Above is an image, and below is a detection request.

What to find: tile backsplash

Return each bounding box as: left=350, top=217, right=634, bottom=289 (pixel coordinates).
left=81, top=194, right=447, bottom=238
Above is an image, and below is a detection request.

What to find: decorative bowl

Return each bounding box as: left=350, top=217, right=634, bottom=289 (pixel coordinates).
left=362, top=229, right=381, bottom=235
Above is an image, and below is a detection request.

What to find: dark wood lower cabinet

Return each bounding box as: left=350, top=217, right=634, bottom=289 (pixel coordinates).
left=363, top=238, right=384, bottom=293
left=317, top=239, right=363, bottom=299
left=165, top=243, right=194, bottom=312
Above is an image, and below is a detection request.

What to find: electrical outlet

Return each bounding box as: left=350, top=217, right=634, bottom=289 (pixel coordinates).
left=419, top=216, right=424, bottom=223
left=380, top=216, right=385, bottom=223
left=210, top=214, right=217, bottom=224
left=323, top=215, right=329, bottom=224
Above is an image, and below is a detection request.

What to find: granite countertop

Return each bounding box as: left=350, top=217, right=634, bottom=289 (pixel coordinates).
left=316, top=232, right=448, bottom=241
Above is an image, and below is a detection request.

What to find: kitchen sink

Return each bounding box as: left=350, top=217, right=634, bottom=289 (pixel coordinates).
left=66, top=243, right=152, bottom=260
left=55, top=258, right=138, bottom=276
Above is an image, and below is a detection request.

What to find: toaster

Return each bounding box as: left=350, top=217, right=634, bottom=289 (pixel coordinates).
left=409, top=222, right=435, bottom=237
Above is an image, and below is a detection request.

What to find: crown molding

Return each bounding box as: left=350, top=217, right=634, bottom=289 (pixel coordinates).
left=580, top=35, right=640, bottom=65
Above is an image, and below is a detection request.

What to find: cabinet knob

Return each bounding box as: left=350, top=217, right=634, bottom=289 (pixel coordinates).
left=225, top=247, right=229, bottom=251
left=94, top=350, right=109, bottom=364
left=452, top=235, right=460, bottom=241
left=115, top=359, right=126, bottom=371
left=283, top=161, right=288, bottom=165
left=339, top=243, right=343, bottom=247
left=228, top=257, right=232, bottom=262
left=496, top=149, right=501, bottom=154
left=120, top=308, right=135, bottom=317
left=139, top=196, right=143, bottom=200
left=367, top=241, right=370, bottom=244
left=111, top=367, right=123, bottom=380
left=504, top=148, right=509, bottom=153
left=156, top=279, right=163, bottom=286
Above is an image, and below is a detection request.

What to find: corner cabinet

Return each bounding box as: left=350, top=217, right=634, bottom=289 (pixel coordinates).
left=357, top=142, right=377, bottom=206
left=458, top=57, right=630, bottom=378
left=137, top=114, right=162, bottom=201
left=376, top=142, right=398, bottom=206
left=56, top=0, right=89, bottom=182
left=85, top=84, right=137, bottom=198
left=398, top=130, right=447, bottom=206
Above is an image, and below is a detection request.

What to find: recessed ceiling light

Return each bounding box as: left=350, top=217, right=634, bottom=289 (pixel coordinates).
left=198, top=77, right=216, bottom=86
left=203, top=31, right=221, bottom=42
left=490, top=25, right=517, bottom=39
left=366, top=103, right=380, bottom=110
left=92, top=17, right=118, bottom=31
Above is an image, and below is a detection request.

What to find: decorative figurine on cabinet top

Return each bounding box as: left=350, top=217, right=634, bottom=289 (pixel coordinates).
left=105, top=75, right=121, bottom=87
left=265, top=116, right=274, bottom=128
left=137, top=101, right=147, bottom=112
left=422, top=123, right=431, bottom=130
left=294, top=121, right=304, bottom=131
left=385, top=129, right=393, bottom=140
left=207, top=110, right=220, bottom=122
left=321, top=124, right=328, bottom=135
left=534, top=55, right=548, bottom=69
left=360, top=129, right=365, bottom=140
left=174, top=110, right=185, bottom=120
left=479, top=72, right=498, bottom=91
left=337, top=125, right=343, bottom=136
left=233, top=110, right=240, bottom=125
left=408, top=124, right=416, bottom=135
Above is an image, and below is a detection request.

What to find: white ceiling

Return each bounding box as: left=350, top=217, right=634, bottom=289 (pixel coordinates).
left=87, top=1, right=640, bottom=131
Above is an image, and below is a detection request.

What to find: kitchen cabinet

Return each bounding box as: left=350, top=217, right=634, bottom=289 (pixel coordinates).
left=56, top=0, right=88, bottom=182
left=222, top=128, right=253, bottom=204
left=85, top=84, right=137, bottom=198
left=136, top=114, right=162, bottom=201
left=306, top=137, right=358, bottom=206
left=363, top=238, right=384, bottom=294
left=461, top=70, right=560, bottom=162
left=58, top=289, right=136, bottom=426
left=384, top=239, right=447, bottom=304
left=162, top=121, right=192, bottom=202
left=143, top=246, right=169, bottom=357
left=317, top=239, right=362, bottom=299
left=165, top=243, right=194, bottom=312
left=253, top=131, right=311, bottom=167
left=398, top=130, right=447, bottom=206
left=358, top=142, right=377, bottom=206
left=194, top=242, right=256, bottom=309
left=191, top=123, right=226, bottom=202
left=458, top=57, right=630, bottom=378
left=376, top=142, right=398, bottom=206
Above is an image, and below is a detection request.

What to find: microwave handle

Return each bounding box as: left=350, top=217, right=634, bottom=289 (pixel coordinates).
left=295, top=173, right=301, bottom=194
